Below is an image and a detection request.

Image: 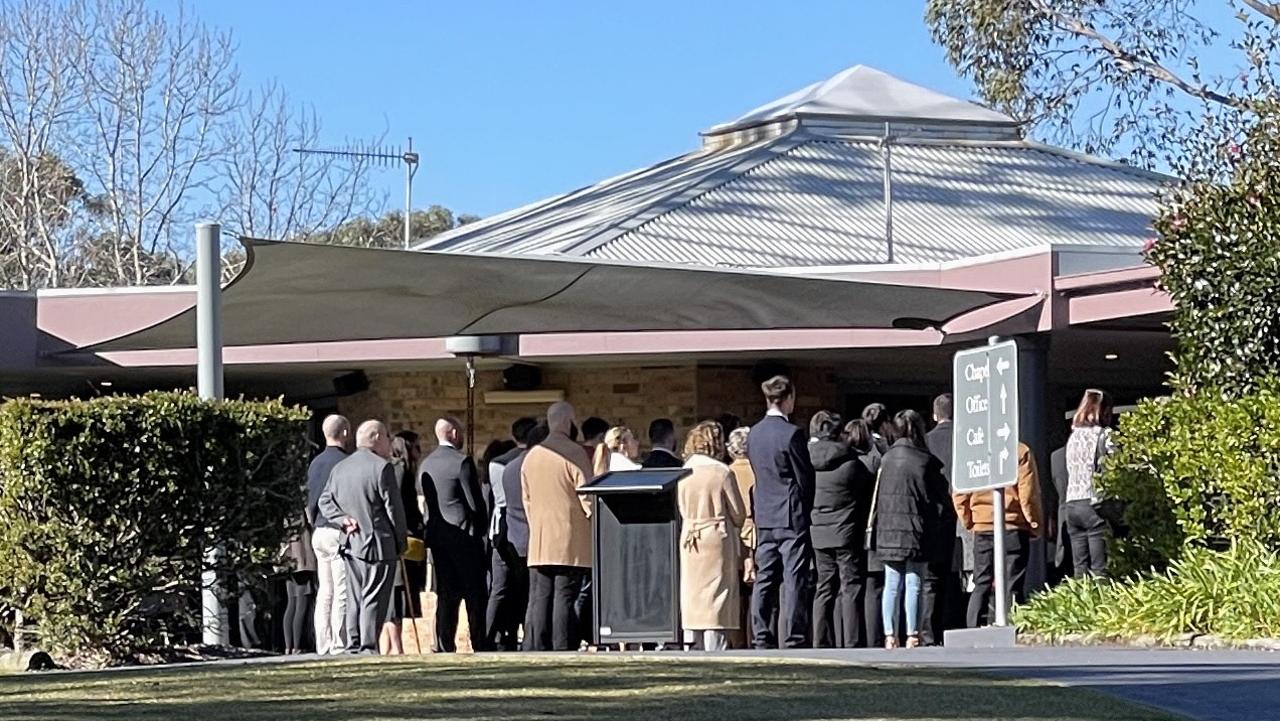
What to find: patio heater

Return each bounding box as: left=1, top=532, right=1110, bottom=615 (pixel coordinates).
left=444, top=336, right=513, bottom=455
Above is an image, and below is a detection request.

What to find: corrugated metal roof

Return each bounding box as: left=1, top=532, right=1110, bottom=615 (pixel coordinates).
left=587, top=139, right=1163, bottom=267
left=421, top=132, right=1165, bottom=268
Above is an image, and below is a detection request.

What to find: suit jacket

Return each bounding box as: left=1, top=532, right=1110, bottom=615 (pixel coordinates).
left=319, top=447, right=407, bottom=562
left=746, top=413, right=816, bottom=531
left=305, top=446, right=348, bottom=530
left=419, top=444, right=486, bottom=543
left=521, top=431, right=593, bottom=568
left=501, top=450, right=532, bottom=556
left=1050, top=445, right=1068, bottom=564
left=925, top=421, right=954, bottom=485
left=641, top=448, right=684, bottom=469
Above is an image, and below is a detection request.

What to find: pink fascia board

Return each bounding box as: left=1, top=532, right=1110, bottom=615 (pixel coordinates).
left=1068, top=286, right=1173, bottom=325
left=518, top=327, right=945, bottom=357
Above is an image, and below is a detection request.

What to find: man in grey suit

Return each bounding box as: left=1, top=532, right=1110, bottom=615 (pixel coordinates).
left=419, top=417, right=490, bottom=652
left=319, top=419, right=407, bottom=654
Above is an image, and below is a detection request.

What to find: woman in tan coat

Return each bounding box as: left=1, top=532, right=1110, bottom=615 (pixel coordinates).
left=679, top=421, right=749, bottom=651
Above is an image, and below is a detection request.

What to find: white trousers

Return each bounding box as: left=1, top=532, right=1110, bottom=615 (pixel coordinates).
left=683, top=629, right=730, bottom=651
left=312, top=526, right=348, bottom=655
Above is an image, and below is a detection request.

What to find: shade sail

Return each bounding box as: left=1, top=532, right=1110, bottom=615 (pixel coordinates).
left=91, top=238, right=1015, bottom=351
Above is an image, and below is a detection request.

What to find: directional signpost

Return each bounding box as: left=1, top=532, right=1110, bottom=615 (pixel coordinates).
left=952, top=337, right=1019, bottom=634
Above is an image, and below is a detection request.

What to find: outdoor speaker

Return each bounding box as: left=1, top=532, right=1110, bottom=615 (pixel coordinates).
left=503, top=364, right=542, bottom=391
left=332, top=370, right=369, bottom=396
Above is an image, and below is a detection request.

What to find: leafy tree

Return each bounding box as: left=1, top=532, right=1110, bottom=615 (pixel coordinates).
left=309, top=206, right=479, bottom=249
left=0, top=0, right=380, bottom=289
left=926, top=0, right=1279, bottom=167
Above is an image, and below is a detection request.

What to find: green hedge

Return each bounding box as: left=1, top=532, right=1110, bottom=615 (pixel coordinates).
left=1101, top=380, right=1280, bottom=578
left=0, top=391, right=310, bottom=659
left=1016, top=541, right=1280, bottom=642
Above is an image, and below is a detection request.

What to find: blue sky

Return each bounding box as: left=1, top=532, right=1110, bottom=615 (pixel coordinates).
left=159, top=2, right=980, bottom=219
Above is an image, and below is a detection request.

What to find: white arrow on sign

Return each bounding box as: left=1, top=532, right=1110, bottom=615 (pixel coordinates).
left=1000, top=385, right=1008, bottom=414
left=996, top=423, right=1011, bottom=441
left=998, top=446, right=1010, bottom=474
left=996, top=357, right=1011, bottom=376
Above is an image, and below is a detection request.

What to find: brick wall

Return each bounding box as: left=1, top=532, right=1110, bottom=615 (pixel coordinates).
left=339, top=364, right=701, bottom=454
left=338, top=362, right=840, bottom=455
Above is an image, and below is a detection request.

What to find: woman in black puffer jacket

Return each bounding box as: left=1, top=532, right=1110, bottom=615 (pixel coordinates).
left=871, top=409, right=946, bottom=649
left=808, top=412, right=876, bottom=648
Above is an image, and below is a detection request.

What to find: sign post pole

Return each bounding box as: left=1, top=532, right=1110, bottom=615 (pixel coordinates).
left=988, top=336, right=1009, bottom=628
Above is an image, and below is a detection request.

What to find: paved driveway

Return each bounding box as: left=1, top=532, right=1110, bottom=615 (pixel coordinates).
left=737, top=646, right=1280, bottom=721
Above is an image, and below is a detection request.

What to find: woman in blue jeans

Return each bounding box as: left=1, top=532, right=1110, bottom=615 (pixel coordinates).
left=870, top=409, right=947, bottom=649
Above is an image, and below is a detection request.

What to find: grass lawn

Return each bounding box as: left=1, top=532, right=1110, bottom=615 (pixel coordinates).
left=0, top=655, right=1178, bottom=721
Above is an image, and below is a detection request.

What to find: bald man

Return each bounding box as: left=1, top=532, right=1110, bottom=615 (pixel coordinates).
left=419, top=417, right=489, bottom=652
left=521, top=401, right=594, bottom=651
left=319, top=420, right=408, bottom=654
left=307, top=414, right=352, bottom=655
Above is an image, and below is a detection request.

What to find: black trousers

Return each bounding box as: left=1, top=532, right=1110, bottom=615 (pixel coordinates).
left=1064, top=501, right=1108, bottom=578
left=863, top=570, right=884, bottom=647
left=967, top=530, right=1030, bottom=628
left=918, top=562, right=948, bottom=646
left=433, top=535, right=490, bottom=652
left=751, top=528, right=813, bottom=649
left=525, top=565, right=585, bottom=651
left=813, top=547, right=863, bottom=648
left=484, top=543, right=528, bottom=651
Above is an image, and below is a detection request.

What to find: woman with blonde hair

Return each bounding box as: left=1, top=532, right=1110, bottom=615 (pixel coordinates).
left=592, top=425, right=641, bottom=476
left=679, top=421, right=749, bottom=651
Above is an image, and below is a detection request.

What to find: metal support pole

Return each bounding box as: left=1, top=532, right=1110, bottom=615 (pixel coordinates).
left=196, top=222, right=228, bottom=645
left=882, top=122, right=894, bottom=263
left=403, top=137, right=419, bottom=250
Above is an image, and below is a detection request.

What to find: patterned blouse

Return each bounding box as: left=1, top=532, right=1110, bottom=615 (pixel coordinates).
left=1065, top=425, right=1112, bottom=502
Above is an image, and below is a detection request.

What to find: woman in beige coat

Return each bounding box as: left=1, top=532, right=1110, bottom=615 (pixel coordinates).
left=679, top=421, right=749, bottom=651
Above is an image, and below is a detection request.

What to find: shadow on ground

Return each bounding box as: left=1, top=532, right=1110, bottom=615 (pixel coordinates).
left=0, top=656, right=1175, bottom=721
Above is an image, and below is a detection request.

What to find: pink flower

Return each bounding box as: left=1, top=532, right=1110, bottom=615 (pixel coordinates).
left=1143, top=237, right=1158, bottom=254
left=1229, top=143, right=1242, bottom=156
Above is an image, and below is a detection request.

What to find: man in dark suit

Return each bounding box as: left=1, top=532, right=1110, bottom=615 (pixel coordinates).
left=306, top=414, right=352, bottom=655
left=923, top=393, right=959, bottom=645
left=319, top=419, right=407, bottom=654
left=747, top=375, right=816, bottom=648
left=1049, top=445, right=1069, bottom=581
left=420, top=417, right=489, bottom=652
left=641, top=418, right=683, bottom=468
left=504, top=422, right=550, bottom=650
left=485, top=416, right=538, bottom=651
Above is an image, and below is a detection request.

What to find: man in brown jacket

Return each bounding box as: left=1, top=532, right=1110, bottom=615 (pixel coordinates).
left=521, top=401, right=594, bottom=650
left=953, top=442, right=1042, bottom=628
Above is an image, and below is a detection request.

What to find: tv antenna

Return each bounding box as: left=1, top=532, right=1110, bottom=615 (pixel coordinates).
left=293, top=137, right=421, bottom=249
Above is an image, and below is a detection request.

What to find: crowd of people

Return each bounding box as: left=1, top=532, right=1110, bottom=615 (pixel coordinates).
left=276, top=375, right=1117, bottom=653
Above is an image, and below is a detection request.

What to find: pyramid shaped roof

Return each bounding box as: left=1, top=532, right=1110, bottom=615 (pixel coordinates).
left=704, top=65, right=1017, bottom=136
